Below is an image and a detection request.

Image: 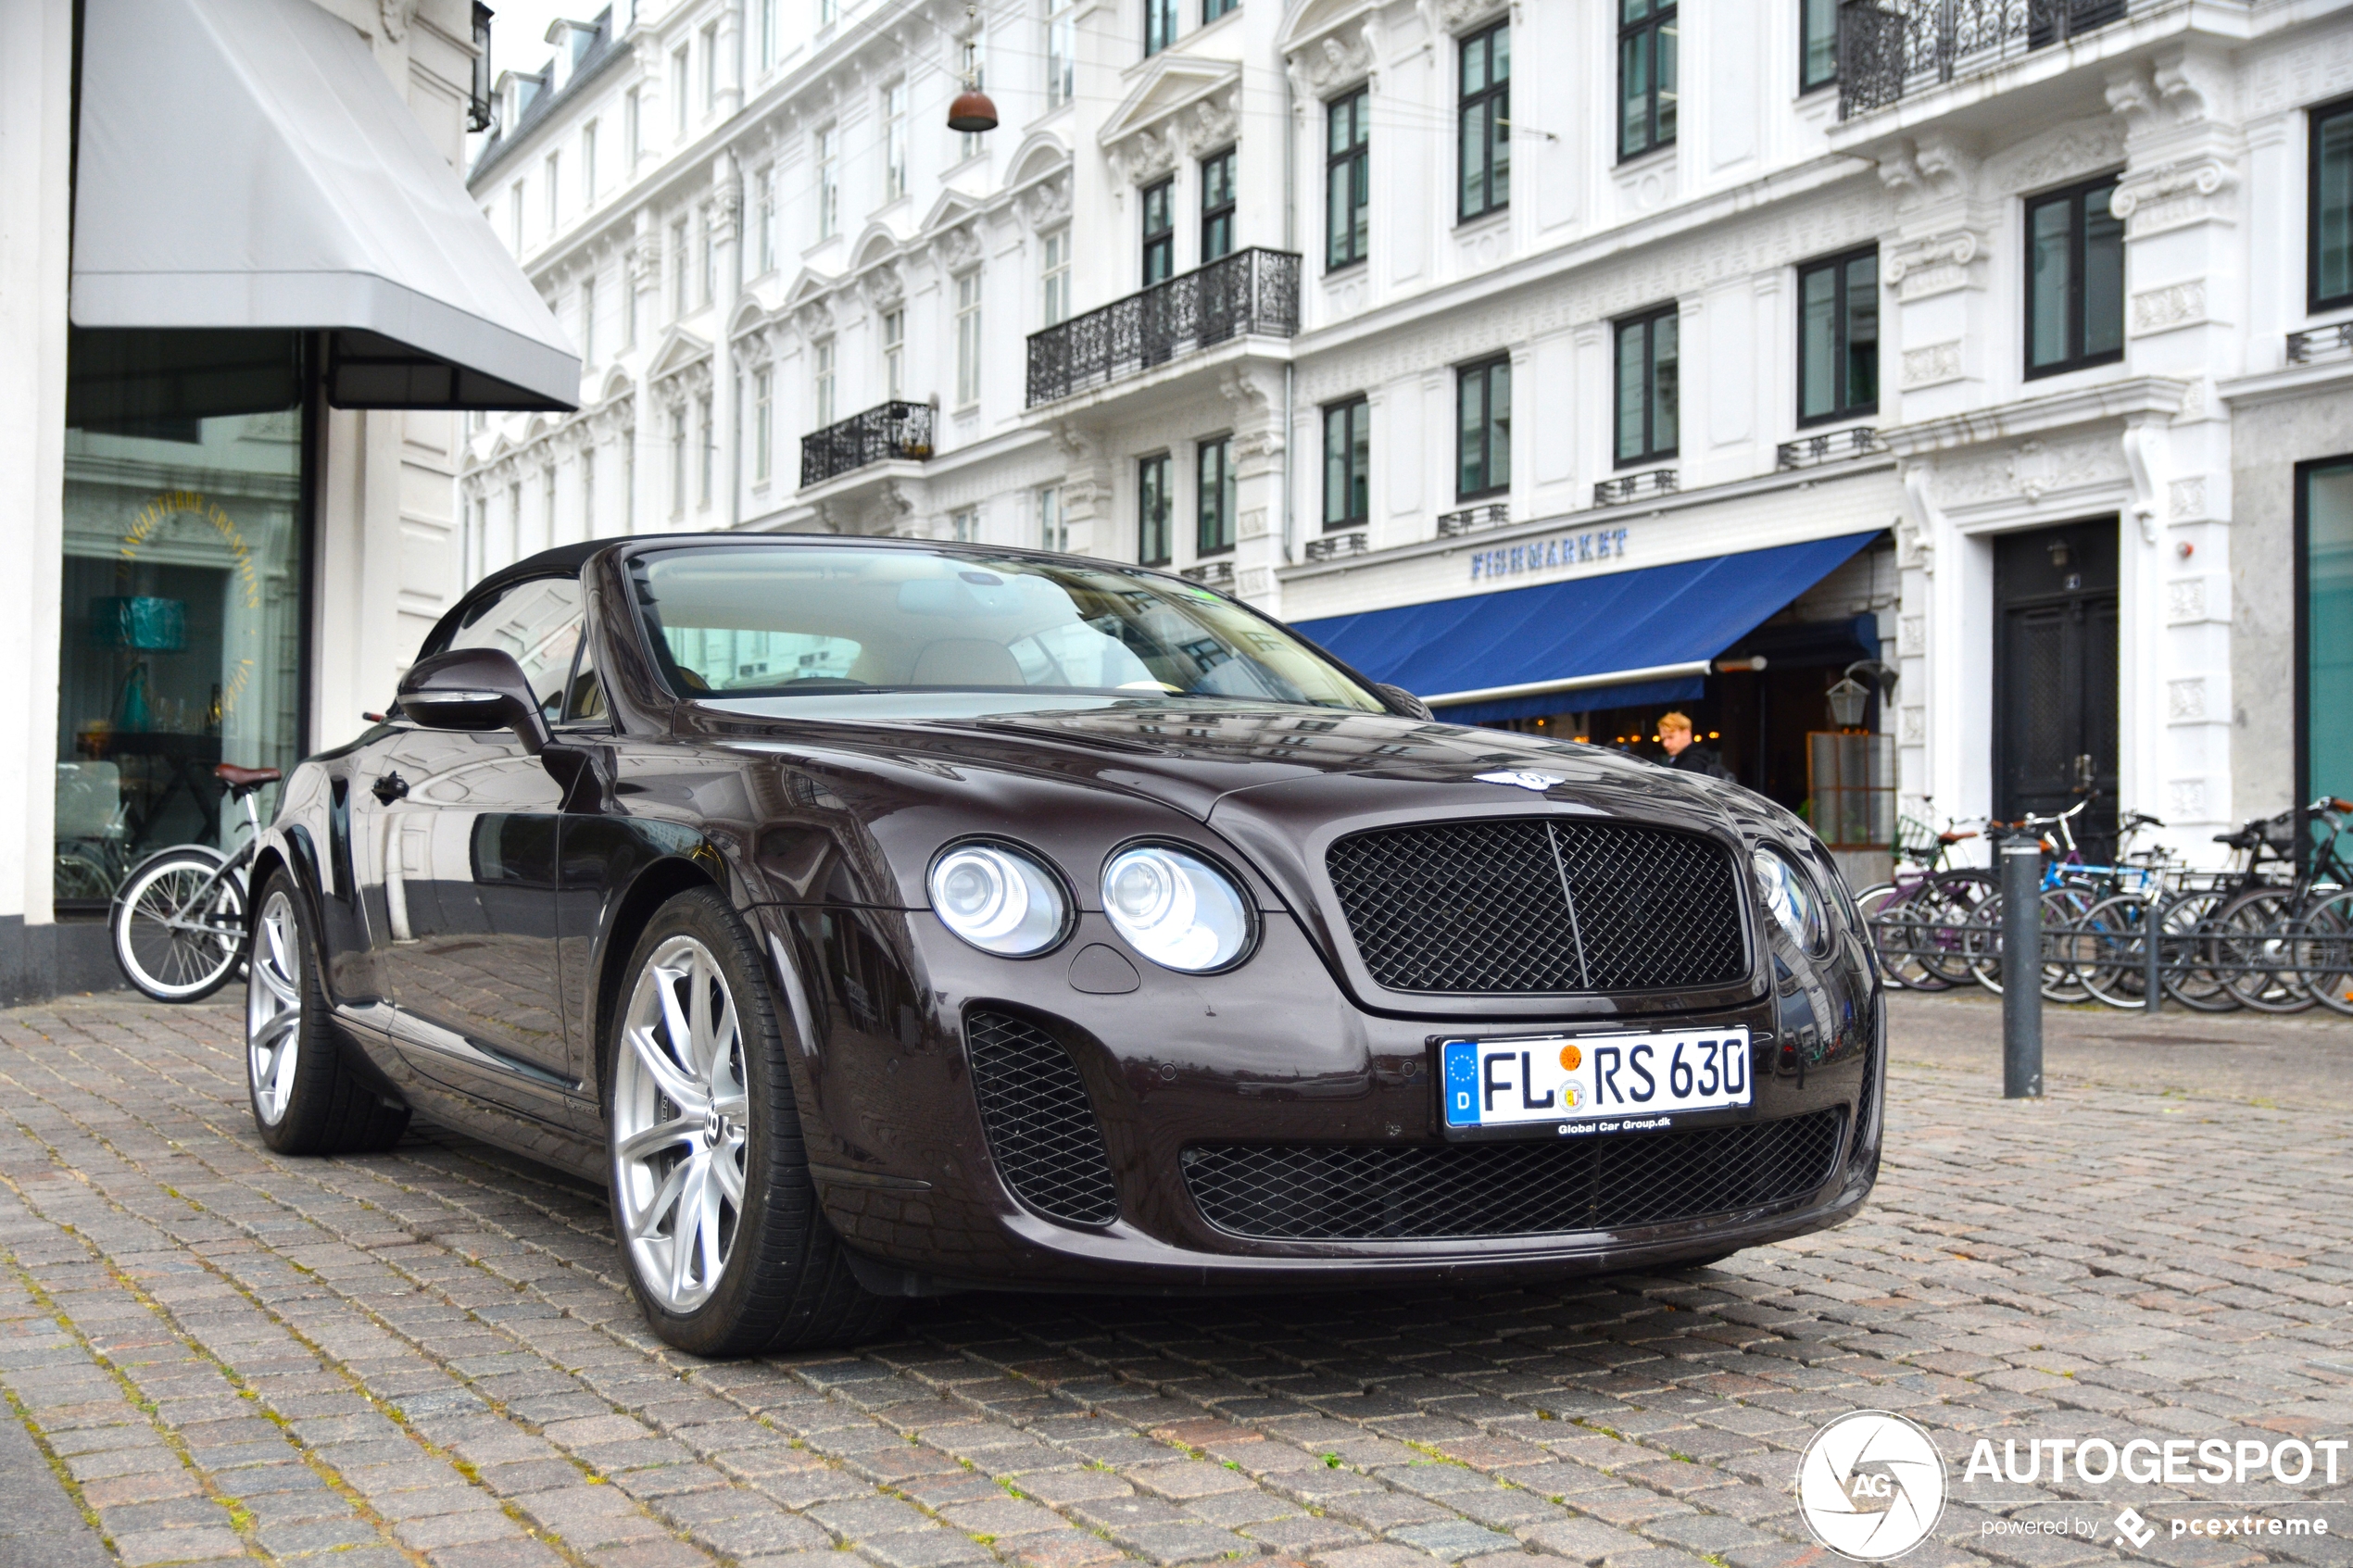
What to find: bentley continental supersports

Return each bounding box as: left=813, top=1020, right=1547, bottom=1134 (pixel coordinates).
left=243, top=535, right=1881, bottom=1354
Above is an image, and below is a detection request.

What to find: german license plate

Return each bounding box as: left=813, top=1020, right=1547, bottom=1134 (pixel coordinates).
left=1439, top=1029, right=1753, bottom=1133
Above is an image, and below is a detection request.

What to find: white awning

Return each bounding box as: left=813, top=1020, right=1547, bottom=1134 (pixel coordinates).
left=71, top=0, right=579, bottom=411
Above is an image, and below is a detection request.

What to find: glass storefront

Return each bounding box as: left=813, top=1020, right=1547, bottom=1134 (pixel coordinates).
left=57, top=330, right=308, bottom=909
left=2305, top=456, right=2353, bottom=807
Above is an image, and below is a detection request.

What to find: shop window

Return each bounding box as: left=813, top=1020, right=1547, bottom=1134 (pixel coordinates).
left=1197, top=436, right=1235, bottom=556
left=2302, top=458, right=2353, bottom=806
left=1201, top=147, right=1237, bottom=263
left=1456, top=357, right=1511, bottom=498
left=1327, top=90, right=1369, bottom=270
left=57, top=329, right=307, bottom=909
left=2025, top=174, right=2124, bottom=378
left=1797, top=247, right=1877, bottom=425
left=1458, top=21, right=1509, bottom=221
left=1139, top=454, right=1172, bottom=565
left=1141, top=178, right=1176, bottom=286
left=1799, top=0, right=1837, bottom=94
left=1619, top=0, right=1677, bottom=161
left=1324, top=397, right=1369, bottom=527
left=1615, top=304, right=1679, bottom=465
left=2311, top=97, right=2353, bottom=313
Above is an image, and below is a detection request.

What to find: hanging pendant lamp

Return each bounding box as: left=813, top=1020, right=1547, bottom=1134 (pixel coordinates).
left=947, top=3, right=998, bottom=132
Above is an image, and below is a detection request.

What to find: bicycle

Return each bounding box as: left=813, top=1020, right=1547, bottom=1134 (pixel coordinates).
left=107, top=763, right=281, bottom=1002
left=2197, top=797, right=2353, bottom=1013
left=1857, top=812, right=1995, bottom=991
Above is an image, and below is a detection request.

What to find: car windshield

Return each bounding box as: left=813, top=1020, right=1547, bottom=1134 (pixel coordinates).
left=630, top=546, right=1386, bottom=713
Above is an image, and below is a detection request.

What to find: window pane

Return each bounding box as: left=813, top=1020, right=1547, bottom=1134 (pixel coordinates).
left=1798, top=264, right=1837, bottom=420
left=1802, top=0, right=1838, bottom=89
left=2321, top=108, right=2353, bottom=304
left=1622, top=0, right=1652, bottom=19
left=1488, top=362, right=1512, bottom=491
left=1325, top=408, right=1347, bottom=524
left=1348, top=404, right=1369, bottom=521
left=1843, top=254, right=1879, bottom=408
left=1459, top=371, right=1486, bottom=494
left=1655, top=20, right=1678, bottom=144
left=1327, top=162, right=1352, bottom=268
left=2309, top=459, right=2353, bottom=803
left=2082, top=184, right=2125, bottom=358
left=1492, top=26, right=1509, bottom=79
left=1615, top=321, right=1645, bottom=461
left=1462, top=33, right=1486, bottom=94
left=1491, top=85, right=1511, bottom=207
left=1461, top=101, right=1488, bottom=216
left=1621, top=33, right=1651, bottom=156
left=2028, top=195, right=2073, bottom=369
left=1651, top=313, right=1679, bottom=455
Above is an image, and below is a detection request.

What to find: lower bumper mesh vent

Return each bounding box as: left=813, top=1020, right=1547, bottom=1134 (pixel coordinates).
left=1183, top=1110, right=1844, bottom=1241
left=965, top=1010, right=1120, bottom=1226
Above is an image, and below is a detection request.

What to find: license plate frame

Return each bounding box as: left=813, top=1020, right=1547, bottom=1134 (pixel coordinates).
left=1432, top=1027, right=1755, bottom=1142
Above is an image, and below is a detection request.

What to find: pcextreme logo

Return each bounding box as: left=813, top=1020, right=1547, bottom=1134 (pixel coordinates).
left=1797, top=1411, right=1949, bottom=1561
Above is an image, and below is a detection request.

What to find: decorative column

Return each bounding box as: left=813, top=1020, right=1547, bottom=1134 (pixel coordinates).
left=1219, top=365, right=1287, bottom=612
left=709, top=158, right=742, bottom=529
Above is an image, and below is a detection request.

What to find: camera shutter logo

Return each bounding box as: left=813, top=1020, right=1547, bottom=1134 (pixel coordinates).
left=1797, top=1411, right=1948, bottom=1561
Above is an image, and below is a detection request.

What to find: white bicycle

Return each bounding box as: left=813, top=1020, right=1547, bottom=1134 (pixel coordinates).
left=107, top=764, right=279, bottom=1002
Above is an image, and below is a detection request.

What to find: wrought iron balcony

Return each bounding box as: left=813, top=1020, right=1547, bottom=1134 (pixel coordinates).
left=1180, top=558, right=1236, bottom=588
left=1026, top=248, right=1302, bottom=407
left=1777, top=426, right=1885, bottom=470
left=1594, top=469, right=1678, bottom=508
left=1437, top=503, right=1511, bottom=537
left=1838, top=0, right=2138, bottom=120
left=2287, top=322, right=2353, bottom=365
left=1303, top=530, right=1368, bottom=562
left=800, top=400, right=934, bottom=488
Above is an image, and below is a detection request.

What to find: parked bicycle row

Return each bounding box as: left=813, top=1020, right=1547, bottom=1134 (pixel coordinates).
left=1862, top=797, right=2353, bottom=1014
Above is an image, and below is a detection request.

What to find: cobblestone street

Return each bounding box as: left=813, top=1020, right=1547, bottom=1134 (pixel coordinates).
left=2, top=993, right=2348, bottom=1568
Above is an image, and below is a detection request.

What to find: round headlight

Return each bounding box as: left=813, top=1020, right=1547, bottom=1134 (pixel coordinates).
left=927, top=843, right=1069, bottom=958
left=1101, top=845, right=1253, bottom=972
left=1752, top=847, right=1825, bottom=950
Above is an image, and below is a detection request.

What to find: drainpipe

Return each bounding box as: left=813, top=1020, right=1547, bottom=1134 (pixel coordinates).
left=1280, top=58, right=1296, bottom=566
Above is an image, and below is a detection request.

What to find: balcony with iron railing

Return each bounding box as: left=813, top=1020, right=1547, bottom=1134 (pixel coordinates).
left=1180, top=558, right=1236, bottom=588
left=800, top=401, right=934, bottom=489
left=1436, top=502, right=1512, bottom=537
left=1836, top=0, right=2145, bottom=120
left=2288, top=322, right=2353, bottom=366
left=1777, top=426, right=1886, bottom=470
left=1026, top=248, right=1302, bottom=408
left=1594, top=469, right=1679, bottom=508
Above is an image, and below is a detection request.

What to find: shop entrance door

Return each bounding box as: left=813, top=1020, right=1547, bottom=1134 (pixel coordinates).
left=1994, top=521, right=2119, bottom=861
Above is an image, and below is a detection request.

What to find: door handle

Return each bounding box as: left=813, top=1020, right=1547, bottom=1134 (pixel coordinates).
left=2072, top=754, right=2095, bottom=793
left=371, top=771, right=409, bottom=805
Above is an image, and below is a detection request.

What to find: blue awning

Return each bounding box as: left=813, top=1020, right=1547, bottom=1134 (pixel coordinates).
left=1290, top=531, right=1881, bottom=724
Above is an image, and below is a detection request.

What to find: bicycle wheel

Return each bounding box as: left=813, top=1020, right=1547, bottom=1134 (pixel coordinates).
left=2074, top=894, right=2152, bottom=1010
left=2214, top=889, right=2313, bottom=1013
left=1958, top=884, right=2083, bottom=997
left=111, top=847, right=246, bottom=1002
left=54, top=847, right=118, bottom=903
left=2036, top=884, right=2101, bottom=1002
left=1859, top=883, right=1938, bottom=990
left=2156, top=888, right=2238, bottom=1011
left=2292, top=888, right=2353, bottom=1017
left=1913, top=871, right=1994, bottom=987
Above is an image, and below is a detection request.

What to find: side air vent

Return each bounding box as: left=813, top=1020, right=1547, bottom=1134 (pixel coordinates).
left=964, top=1010, right=1120, bottom=1227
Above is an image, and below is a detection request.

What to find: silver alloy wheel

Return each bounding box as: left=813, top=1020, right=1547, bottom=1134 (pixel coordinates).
left=246, top=890, right=304, bottom=1125
left=612, top=935, right=749, bottom=1314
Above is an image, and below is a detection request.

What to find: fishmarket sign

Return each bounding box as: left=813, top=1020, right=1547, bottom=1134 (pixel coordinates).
left=1468, top=525, right=1629, bottom=583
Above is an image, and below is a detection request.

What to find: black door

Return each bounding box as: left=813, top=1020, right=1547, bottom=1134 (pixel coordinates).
left=1994, top=521, right=2119, bottom=860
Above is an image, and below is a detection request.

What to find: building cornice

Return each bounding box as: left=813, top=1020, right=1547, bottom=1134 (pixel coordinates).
left=1880, top=376, right=2194, bottom=458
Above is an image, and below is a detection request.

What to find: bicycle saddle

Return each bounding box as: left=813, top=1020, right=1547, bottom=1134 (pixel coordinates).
left=215, top=763, right=283, bottom=790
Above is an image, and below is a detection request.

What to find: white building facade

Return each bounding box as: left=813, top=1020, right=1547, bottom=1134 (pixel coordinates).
left=461, top=0, right=2353, bottom=870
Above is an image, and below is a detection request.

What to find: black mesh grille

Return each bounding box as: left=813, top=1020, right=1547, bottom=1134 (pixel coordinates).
left=965, top=1011, right=1120, bottom=1227
left=1183, top=1110, right=1843, bottom=1241
left=1327, top=819, right=1748, bottom=993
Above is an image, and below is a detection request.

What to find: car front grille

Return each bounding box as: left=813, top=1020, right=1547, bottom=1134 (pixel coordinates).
left=1327, top=818, right=1748, bottom=993
left=965, top=1010, right=1120, bottom=1227
left=1182, top=1110, right=1844, bottom=1241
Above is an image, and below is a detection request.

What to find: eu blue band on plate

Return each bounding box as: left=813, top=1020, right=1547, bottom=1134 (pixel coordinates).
left=1288, top=531, right=1881, bottom=723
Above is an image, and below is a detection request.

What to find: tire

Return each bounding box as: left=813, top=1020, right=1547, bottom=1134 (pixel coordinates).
left=2293, top=889, right=2353, bottom=1017
left=2214, top=889, right=2314, bottom=1013
left=114, top=847, right=245, bottom=1002
left=2074, top=895, right=2154, bottom=1010
left=2158, top=889, right=2241, bottom=1012
left=245, top=873, right=412, bottom=1154
left=604, top=887, right=900, bottom=1358
left=1914, top=871, right=1994, bottom=987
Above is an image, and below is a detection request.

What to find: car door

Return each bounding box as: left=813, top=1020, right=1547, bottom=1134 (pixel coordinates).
left=371, top=576, right=586, bottom=1124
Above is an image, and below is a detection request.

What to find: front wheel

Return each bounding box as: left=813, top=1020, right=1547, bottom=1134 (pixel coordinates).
left=606, top=888, right=900, bottom=1357
left=113, top=847, right=244, bottom=1001
left=245, top=873, right=411, bottom=1154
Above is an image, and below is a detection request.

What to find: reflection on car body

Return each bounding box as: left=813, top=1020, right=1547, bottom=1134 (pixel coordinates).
left=240, top=534, right=1883, bottom=1356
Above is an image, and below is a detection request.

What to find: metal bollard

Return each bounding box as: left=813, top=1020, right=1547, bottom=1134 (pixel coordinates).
left=2144, top=892, right=2163, bottom=1014
left=2001, top=842, right=2043, bottom=1098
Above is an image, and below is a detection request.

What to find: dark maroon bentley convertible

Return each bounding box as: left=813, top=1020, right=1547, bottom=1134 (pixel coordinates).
left=243, top=535, right=1881, bottom=1354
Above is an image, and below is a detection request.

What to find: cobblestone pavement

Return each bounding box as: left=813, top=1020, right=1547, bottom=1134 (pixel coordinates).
left=2, top=993, right=2349, bottom=1568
